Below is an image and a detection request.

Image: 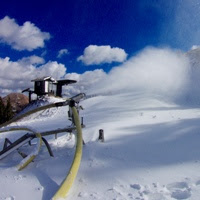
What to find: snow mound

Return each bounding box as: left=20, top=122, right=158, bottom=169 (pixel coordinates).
left=18, top=96, right=65, bottom=116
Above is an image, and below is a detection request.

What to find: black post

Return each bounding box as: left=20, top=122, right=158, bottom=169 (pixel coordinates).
left=56, top=84, right=62, bottom=97
left=29, top=91, right=32, bottom=103
left=98, top=129, right=105, bottom=142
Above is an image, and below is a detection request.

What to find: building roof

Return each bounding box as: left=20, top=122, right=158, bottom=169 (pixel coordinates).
left=31, top=77, right=77, bottom=86
left=57, top=79, right=77, bottom=85
left=31, top=76, right=57, bottom=83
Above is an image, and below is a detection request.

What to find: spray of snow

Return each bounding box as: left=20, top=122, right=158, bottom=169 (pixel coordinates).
left=64, top=46, right=200, bottom=105
left=85, top=47, right=190, bottom=102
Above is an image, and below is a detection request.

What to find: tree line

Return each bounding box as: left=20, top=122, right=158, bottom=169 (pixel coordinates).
left=0, top=97, right=14, bottom=124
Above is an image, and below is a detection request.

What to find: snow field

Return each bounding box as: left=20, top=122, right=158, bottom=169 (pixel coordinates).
left=1, top=92, right=200, bottom=199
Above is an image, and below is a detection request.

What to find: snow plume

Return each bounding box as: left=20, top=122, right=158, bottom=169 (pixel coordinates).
left=171, top=0, right=200, bottom=49
left=87, top=47, right=190, bottom=102
left=0, top=57, right=66, bottom=96
left=63, top=47, right=191, bottom=103
left=66, top=47, right=200, bottom=105
left=0, top=16, right=50, bottom=51
left=185, top=48, right=200, bottom=104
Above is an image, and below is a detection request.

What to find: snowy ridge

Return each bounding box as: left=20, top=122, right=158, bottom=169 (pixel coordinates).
left=17, top=96, right=65, bottom=117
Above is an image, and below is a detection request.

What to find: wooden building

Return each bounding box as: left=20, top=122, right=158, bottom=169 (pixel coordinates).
left=32, top=76, right=57, bottom=96
left=23, top=76, right=77, bottom=102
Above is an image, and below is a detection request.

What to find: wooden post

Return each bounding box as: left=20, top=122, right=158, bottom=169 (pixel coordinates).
left=28, top=91, right=32, bottom=103
left=98, top=129, right=104, bottom=142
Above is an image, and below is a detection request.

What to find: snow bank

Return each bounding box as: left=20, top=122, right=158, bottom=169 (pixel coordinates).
left=18, top=96, right=65, bottom=116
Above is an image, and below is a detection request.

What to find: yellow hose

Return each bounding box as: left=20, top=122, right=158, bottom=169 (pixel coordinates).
left=0, top=127, right=42, bottom=171
left=17, top=132, right=42, bottom=171
left=52, top=106, right=83, bottom=200
left=0, top=96, right=84, bottom=197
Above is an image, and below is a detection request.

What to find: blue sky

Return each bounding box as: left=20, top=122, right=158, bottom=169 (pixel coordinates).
left=0, top=0, right=189, bottom=72
left=0, top=0, right=200, bottom=96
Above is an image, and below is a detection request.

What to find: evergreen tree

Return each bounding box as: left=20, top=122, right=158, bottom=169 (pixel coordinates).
left=4, top=97, right=14, bottom=122
left=0, top=97, right=15, bottom=125
left=0, top=97, right=5, bottom=124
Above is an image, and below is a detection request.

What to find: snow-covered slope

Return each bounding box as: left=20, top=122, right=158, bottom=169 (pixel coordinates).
left=1, top=91, right=200, bottom=200
left=76, top=92, right=200, bottom=200
left=1, top=47, right=200, bottom=200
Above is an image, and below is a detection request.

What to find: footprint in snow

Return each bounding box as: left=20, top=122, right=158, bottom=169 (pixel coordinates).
left=130, top=184, right=151, bottom=199
left=166, top=182, right=191, bottom=199
left=195, top=180, right=200, bottom=186
left=130, top=184, right=142, bottom=190
left=2, top=197, right=15, bottom=200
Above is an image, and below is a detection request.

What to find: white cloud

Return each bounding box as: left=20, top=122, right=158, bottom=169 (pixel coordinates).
left=0, top=54, right=106, bottom=97
left=0, top=57, right=66, bottom=96
left=1, top=47, right=195, bottom=106
left=77, top=45, right=128, bottom=65
left=57, top=49, right=69, bottom=58
left=18, top=55, right=45, bottom=65
left=38, top=61, right=67, bottom=80
left=0, top=16, right=50, bottom=51
left=63, top=69, right=107, bottom=96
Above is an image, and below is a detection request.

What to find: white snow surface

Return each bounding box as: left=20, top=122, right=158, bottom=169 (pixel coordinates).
left=1, top=92, right=200, bottom=200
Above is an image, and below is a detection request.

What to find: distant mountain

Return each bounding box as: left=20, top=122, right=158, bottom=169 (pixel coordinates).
left=3, top=93, right=29, bottom=113
left=184, top=47, right=200, bottom=104
left=186, top=47, right=200, bottom=65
